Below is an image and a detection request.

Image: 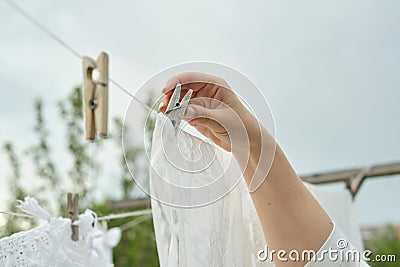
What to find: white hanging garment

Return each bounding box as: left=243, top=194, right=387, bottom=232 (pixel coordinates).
left=0, top=197, right=119, bottom=267
left=150, top=114, right=369, bottom=267
left=304, top=183, right=364, bottom=252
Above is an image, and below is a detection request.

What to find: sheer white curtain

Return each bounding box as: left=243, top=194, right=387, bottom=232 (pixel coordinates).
left=150, top=114, right=367, bottom=267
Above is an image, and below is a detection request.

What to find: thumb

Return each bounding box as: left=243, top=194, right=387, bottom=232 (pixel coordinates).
left=184, top=105, right=224, bottom=131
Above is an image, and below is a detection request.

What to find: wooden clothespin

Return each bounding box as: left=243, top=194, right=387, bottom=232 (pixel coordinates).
left=67, top=193, right=79, bottom=241
left=83, top=52, right=109, bottom=140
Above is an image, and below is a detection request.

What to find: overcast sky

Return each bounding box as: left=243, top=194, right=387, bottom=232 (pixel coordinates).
left=0, top=0, right=399, bottom=226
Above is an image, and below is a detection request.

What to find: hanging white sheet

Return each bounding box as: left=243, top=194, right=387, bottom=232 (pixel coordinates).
left=150, top=114, right=369, bottom=267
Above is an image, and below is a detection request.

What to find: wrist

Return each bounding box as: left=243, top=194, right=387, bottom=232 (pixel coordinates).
left=232, top=111, right=277, bottom=188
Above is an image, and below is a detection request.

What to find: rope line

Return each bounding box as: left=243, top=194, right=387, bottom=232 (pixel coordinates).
left=109, top=78, right=134, bottom=98
left=0, top=210, right=35, bottom=218
left=97, top=209, right=152, bottom=221
left=1, top=0, right=159, bottom=226
left=3, top=0, right=83, bottom=60
left=3, top=0, right=156, bottom=115
left=119, top=214, right=152, bottom=232
left=0, top=208, right=153, bottom=221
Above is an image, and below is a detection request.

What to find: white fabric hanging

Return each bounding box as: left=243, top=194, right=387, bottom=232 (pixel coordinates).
left=304, top=183, right=364, bottom=252
left=150, top=114, right=369, bottom=267
left=0, top=197, right=119, bottom=267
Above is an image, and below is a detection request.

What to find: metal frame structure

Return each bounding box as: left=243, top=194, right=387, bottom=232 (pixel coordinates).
left=301, top=162, right=400, bottom=198
left=108, top=161, right=400, bottom=210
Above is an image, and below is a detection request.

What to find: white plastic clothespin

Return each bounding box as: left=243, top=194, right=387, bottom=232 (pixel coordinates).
left=165, top=83, right=193, bottom=135
left=83, top=52, right=109, bottom=141
left=67, top=193, right=79, bottom=241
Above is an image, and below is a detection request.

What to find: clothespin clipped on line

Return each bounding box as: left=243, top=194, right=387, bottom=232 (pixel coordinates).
left=67, top=193, right=79, bottom=241
left=83, top=52, right=109, bottom=141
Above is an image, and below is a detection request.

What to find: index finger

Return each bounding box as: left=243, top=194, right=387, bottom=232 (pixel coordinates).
left=161, top=72, right=229, bottom=94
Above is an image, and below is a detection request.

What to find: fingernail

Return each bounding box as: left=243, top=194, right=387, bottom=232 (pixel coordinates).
left=158, top=101, right=165, bottom=112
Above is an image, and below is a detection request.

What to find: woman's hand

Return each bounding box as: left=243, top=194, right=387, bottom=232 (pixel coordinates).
left=159, top=72, right=261, bottom=153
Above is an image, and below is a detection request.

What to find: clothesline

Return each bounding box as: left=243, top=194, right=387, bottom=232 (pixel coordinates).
left=119, top=214, right=152, bottom=232
left=0, top=207, right=118, bottom=265
left=0, top=208, right=152, bottom=221
left=97, top=209, right=152, bottom=221
left=0, top=210, right=35, bottom=218
left=2, top=0, right=158, bottom=116
left=0, top=198, right=146, bottom=265
left=1, top=0, right=158, bottom=232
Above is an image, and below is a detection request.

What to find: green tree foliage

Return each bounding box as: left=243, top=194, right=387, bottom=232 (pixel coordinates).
left=364, top=225, right=399, bottom=267
left=93, top=203, right=159, bottom=267
left=113, top=117, right=141, bottom=199
left=58, top=87, right=98, bottom=205
left=1, top=86, right=159, bottom=266
left=113, top=94, right=157, bottom=200
left=2, top=143, right=34, bottom=235
left=108, top=94, right=159, bottom=265
left=27, top=99, right=61, bottom=212
left=115, top=217, right=158, bottom=266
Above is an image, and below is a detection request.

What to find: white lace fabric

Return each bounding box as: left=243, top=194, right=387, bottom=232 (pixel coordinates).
left=150, top=114, right=368, bottom=267
left=150, top=115, right=269, bottom=267
left=0, top=197, right=115, bottom=267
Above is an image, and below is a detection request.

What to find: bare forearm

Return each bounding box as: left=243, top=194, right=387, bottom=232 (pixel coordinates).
left=234, top=120, right=333, bottom=266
